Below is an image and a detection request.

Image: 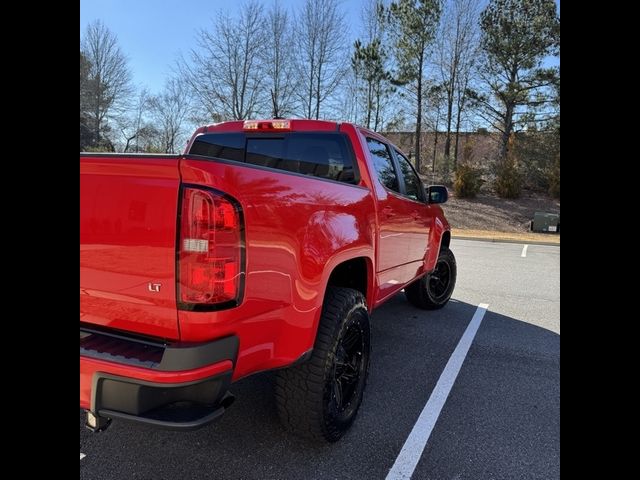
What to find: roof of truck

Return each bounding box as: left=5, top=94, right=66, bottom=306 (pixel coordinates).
left=196, top=119, right=342, bottom=134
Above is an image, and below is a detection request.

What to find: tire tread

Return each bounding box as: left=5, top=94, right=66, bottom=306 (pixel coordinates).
left=275, top=287, right=368, bottom=442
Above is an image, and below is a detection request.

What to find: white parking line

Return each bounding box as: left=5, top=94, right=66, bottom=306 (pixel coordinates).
left=521, top=245, right=529, bottom=257
left=80, top=453, right=86, bottom=460
left=385, top=303, right=489, bottom=480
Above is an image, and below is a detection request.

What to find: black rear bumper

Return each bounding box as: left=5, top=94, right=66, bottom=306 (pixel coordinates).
left=81, top=328, right=239, bottom=432
left=88, top=370, right=234, bottom=431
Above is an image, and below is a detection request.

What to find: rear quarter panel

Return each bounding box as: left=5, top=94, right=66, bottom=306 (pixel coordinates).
left=179, top=158, right=376, bottom=379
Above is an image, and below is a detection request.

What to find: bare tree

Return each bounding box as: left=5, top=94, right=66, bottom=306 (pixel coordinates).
left=117, top=87, right=151, bottom=153
left=453, top=45, right=477, bottom=165
left=132, top=88, right=150, bottom=152
left=80, top=51, right=94, bottom=150
left=435, top=0, right=481, bottom=169
left=362, top=0, right=386, bottom=42
left=150, top=78, right=191, bottom=153
left=81, top=20, right=133, bottom=149
left=423, top=83, right=446, bottom=178
left=339, top=69, right=360, bottom=123
left=295, top=0, right=347, bottom=119
left=262, top=0, right=297, bottom=117
left=179, top=1, right=265, bottom=121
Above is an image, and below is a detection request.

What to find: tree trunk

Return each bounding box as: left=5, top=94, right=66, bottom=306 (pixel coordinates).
left=271, top=89, right=277, bottom=118
left=315, top=62, right=322, bottom=119
left=366, top=80, right=373, bottom=129
left=444, top=41, right=458, bottom=165
left=443, top=84, right=454, bottom=163
left=454, top=105, right=462, bottom=166
left=374, top=81, right=381, bottom=131
left=94, top=101, right=101, bottom=146
left=307, top=58, right=314, bottom=119
left=500, top=68, right=519, bottom=163
left=433, top=122, right=439, bottom=177
left=500, top=102, right=514, bottom=162
left=415, top=71, right=423, bottom=173
left=93, top=77, right=102, bottom=146
left=124, top=134, right=136, bottom=153
left=353, top=69, right=359, bottom=124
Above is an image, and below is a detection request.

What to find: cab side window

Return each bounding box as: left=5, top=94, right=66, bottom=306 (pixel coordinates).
left=366, top=138, right=399, bottom=193
left=395, top=150, right=424, bottom=202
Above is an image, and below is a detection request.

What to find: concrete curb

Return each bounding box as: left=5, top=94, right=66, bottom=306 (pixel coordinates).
left=453, top=235, right=560, bottom=247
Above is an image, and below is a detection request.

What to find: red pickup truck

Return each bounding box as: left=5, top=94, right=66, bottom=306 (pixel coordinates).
left=80, top=119, right=456, bottom=442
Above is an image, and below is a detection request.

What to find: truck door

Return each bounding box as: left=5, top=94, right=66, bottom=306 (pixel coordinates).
left=364, top=137, right=424, bottom=300
left=392, top=148, right=432, bottom=265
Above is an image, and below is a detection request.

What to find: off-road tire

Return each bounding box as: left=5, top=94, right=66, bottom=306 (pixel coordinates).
left=405, top=247, right=457, bottom=310
left=275, top=287, right=371, bottom=443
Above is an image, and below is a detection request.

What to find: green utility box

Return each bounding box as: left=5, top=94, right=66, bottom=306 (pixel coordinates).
left=531, top=212, right=560, bottom=233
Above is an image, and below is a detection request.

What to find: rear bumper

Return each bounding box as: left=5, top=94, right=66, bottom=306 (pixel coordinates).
left=80, top=328, right=238, bottom=430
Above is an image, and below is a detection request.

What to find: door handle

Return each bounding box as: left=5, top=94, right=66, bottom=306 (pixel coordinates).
left=382, top=206, right=394, bottom=217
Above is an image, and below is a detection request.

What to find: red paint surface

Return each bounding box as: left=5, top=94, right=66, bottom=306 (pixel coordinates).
left=80, top=119, right=450, bottom=404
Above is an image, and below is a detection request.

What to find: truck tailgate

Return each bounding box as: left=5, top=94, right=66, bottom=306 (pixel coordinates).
left=80, top=155, right=181, bottom=340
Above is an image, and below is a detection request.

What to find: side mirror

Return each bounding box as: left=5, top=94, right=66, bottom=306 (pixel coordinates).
left=427, top=185, right=448, bottom=204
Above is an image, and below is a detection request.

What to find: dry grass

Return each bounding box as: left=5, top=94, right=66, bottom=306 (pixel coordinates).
left=452, top=228, right=559, bottom=244
left=441, top=190, right=559, bottom=231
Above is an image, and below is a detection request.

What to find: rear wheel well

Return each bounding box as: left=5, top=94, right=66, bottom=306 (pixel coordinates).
left=440, top=231, right=451, bottom=251
left=327, top=258, right=368, bottom=300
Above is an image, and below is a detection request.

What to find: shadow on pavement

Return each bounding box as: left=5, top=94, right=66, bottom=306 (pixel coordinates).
left=80, top=294, right=559, bottom=480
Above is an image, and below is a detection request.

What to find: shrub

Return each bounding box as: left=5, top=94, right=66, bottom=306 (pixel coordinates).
left=435, top=153, right=452, bottom=185
left=84, top=145, right=113, bottom=153
left=513, top=130, right=560, bottom=193
left=494, top=160, right=522, bottom=198
left=493, top=136, right=523, bottom=198
left=453, top=164, right=484, bottom=198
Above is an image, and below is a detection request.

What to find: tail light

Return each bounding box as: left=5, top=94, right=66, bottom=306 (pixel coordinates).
left=178, top=186, right=244, bottom=310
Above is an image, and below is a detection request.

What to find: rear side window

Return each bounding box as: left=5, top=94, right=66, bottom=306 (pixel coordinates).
left=395, top=149, right=424, bottom=202
left=189, top=132, right=358, bottom=184
left=366, top=138, right=399, bottom=192
left=189, top=133, right=245, bottom=162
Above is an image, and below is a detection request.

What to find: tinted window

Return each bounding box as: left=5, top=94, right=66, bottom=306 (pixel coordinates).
left=395, top=150, right=424, bottom=201
left=246, top=138, right=286, bottom=168
left=189, top=133, right=244, bottom=162
left=366, top=138, right=399, bottom=192
left=189, top=133, right=357, bottom=184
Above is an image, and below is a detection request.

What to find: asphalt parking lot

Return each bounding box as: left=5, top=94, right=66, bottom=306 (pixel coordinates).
left=80, top=238, right=560, bottom=480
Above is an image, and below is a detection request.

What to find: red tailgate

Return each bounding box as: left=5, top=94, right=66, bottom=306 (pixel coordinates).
left=80, top=155, right=182, bottom=340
